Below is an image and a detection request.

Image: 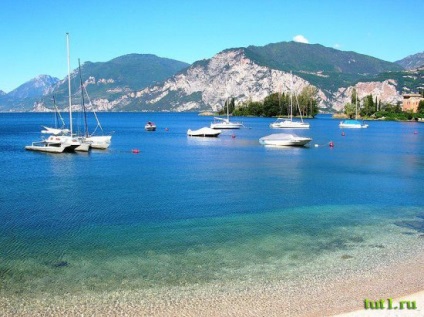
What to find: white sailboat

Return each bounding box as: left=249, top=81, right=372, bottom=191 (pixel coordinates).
left=26, top=33, right=88, bottom=153
left=82, top=88, right=112, bottom=149
left=339, top=94, right=368, bottom=129
left=270, top=72, right=310, bottom=129
left=77, top=59, right=112, bottom=149
left=210, top=98, right=243, bottom=129
left=78, top=60, right=112, bottom=150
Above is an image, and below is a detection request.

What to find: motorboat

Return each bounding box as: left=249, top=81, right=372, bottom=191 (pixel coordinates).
left=339, top=119, right=368, bottom=128
left=259, top=133, right=312, bottom=147
left=187, top=127, right=221, bottom=137
left=145, top=121, right=157, bottom=131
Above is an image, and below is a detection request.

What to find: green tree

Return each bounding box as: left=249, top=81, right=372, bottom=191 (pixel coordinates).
left=418, top=100, right=424, bottom=113
left=344, top=102, right=356, bottom=118
left=361, top=94, right=375, bottom=117
left=351, top=88, right=358, bottom=105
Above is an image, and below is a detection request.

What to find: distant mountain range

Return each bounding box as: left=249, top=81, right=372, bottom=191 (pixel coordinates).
left=0, top=42, right=423, bottom=112
left=395, top=52, right=424, bottom=70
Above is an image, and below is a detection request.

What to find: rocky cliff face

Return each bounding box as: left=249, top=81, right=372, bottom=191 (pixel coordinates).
left=89, top=50, right=328, bottom=112
left=33, top=49, right=405, bottom=113
left=331, top=80, right=401, bottom=112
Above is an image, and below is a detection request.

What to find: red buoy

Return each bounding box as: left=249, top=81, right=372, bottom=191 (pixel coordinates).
left=329, top=141, right=334, bottom=148
left=341, top=132, right=345, bottom=136
left=132, top=149, right=140, bottom=154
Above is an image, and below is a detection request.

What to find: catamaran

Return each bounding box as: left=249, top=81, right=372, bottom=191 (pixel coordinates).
left=26, top=33, right=89, bottom=153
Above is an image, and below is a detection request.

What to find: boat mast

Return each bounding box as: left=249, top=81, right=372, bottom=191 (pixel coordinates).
left=290, top=71, right=293, bottom=121
left=78, top=59, right=89, bottom=137
left=355, top=93, right=358, bottom=120
left=66, top=33, right=73, bottom=135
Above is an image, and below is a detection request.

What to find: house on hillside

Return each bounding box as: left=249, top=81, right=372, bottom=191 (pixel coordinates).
left=402, top=93, right=424, bottom=112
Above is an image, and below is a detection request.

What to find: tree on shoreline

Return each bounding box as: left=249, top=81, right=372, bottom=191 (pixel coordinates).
left=232, top=88, right=319, bottom=118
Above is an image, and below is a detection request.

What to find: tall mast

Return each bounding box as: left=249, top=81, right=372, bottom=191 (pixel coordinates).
left=78, top=59, right=88, bottom=137
left=355, top=93, right=358, bottom=120
left=290, top=71, right=293, bottom=121
left=66, top=33, right=73, bottom=135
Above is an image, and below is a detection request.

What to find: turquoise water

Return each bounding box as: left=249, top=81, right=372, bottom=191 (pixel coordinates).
left=0, top=113, right=423, bottom=297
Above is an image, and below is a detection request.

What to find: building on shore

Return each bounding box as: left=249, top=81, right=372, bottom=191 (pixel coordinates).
left=402, top=93, right=424, bottom=112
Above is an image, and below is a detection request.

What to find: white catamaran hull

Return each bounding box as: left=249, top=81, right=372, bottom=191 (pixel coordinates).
left=25, top=142, right=71, bottom=153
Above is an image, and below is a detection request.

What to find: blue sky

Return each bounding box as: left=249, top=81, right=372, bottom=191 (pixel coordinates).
left=0, top=0, right=422, bottom=93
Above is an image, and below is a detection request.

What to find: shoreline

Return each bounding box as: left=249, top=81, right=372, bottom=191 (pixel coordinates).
left=1, top=250, right=423, bottom=316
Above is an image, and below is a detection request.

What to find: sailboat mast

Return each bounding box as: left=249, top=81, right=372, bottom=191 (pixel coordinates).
left=78, top=59, right=89, bottom=137
left=66, top=33, right=73, bottom=135
left=355, top=93, right=358, bottom=120
left=290, top=71, right=293, bottom=120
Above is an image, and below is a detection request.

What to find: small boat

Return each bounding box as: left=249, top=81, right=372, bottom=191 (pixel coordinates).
left=270, top=118, right=310, bottom=129
left=210, top=98, right=243, bottom=129
left=339, top=93, right=368, bottom=129
left=259, top=133, right=312, bottom=147
left=187, top=127, right=221, bottom=137
left=145, top=121, right=157, bottom=131
left=339, top=119, right=368, bottom=129
left=210, top=117, right=243, bottom=129
left=270, top=72, right=310, bottom=129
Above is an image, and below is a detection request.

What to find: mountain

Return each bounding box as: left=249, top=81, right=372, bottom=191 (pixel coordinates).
left=8, top=75, right=59, bottom=99
left=1, top=42, right=422, bottom=113
left=395, top=52, right=424, bottom=70
left=89, top=42, right=409, bottom=112
left=0, top=54, right=189, bottom=111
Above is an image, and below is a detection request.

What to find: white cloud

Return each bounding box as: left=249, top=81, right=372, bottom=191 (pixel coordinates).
left=333, top=43, right=341, bottom=49
left=293, top=35, right=309, bottom=44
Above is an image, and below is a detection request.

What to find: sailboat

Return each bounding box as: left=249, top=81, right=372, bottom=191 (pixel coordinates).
left=77, top=59, right=112, bottom=149
left=26, top=33, right=88, bottom=153
left=270, top=72, right=310, bottom=129
left=339, top=94, right=369, bottom=129
left=210, top=97, right=243, bottom=129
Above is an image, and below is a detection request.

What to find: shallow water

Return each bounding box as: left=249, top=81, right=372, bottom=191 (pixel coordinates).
left=0, top=113, right=423, bottom=297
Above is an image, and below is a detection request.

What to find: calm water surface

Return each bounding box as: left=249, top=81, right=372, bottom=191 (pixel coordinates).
left=0, top=112, right=423, bottom=295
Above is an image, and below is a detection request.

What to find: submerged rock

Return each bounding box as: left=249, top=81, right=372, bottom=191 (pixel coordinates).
left=394, top=219, right=424, bottom=233
left=52, top=261, right=69, bottom=268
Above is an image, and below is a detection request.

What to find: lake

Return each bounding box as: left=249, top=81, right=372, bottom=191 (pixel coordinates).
left=0, top=112, right=423, bottom=309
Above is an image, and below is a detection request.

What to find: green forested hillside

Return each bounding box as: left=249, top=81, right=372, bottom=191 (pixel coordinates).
left=243, top=41, right=404, bottom=92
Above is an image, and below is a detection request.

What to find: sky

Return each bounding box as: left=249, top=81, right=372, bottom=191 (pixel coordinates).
left=0, top=0, right=423, bottom=93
